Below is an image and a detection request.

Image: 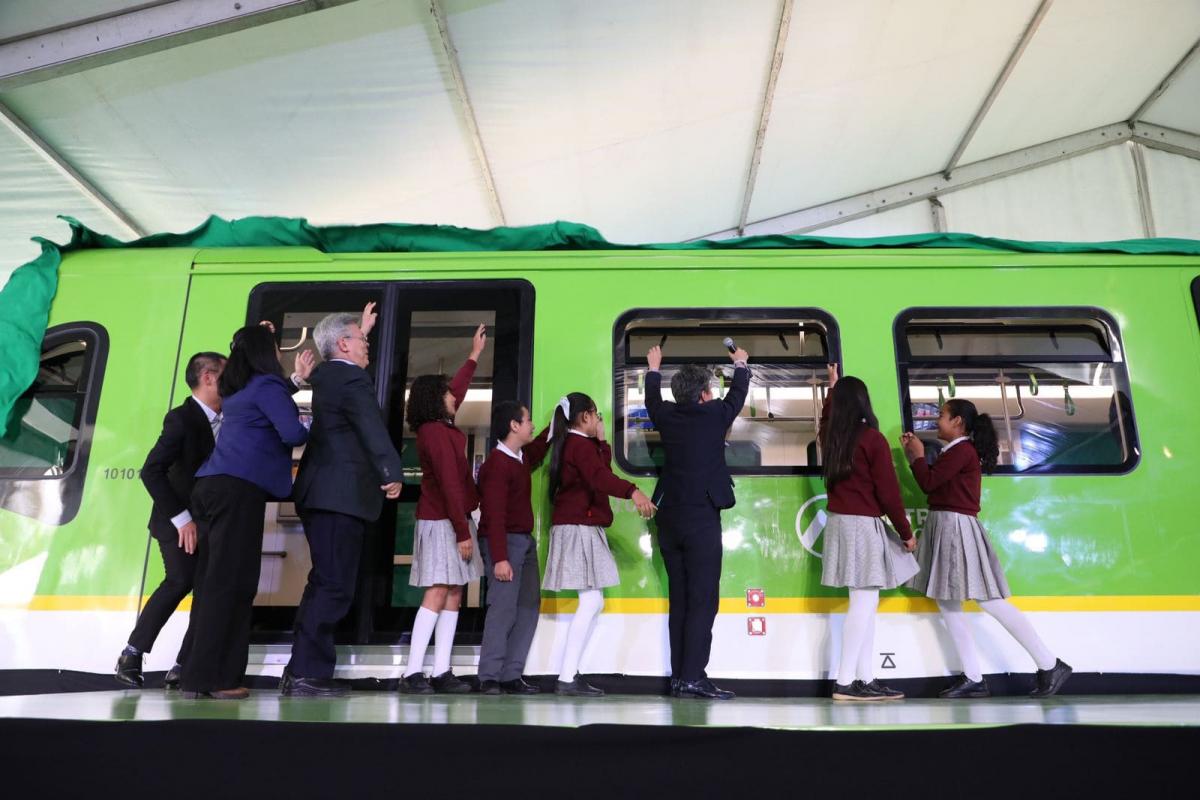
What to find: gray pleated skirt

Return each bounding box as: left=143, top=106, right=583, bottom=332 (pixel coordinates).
left=906, top=510, right=1011, bottom=601
left=409, top=517, right=483, bottom=587
left=820, top=512, right=920, bottom=590
left=543, top=524, right=620, bottom=591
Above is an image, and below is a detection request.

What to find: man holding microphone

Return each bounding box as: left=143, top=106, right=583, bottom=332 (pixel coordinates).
left=645, top=339, right=749, bottom=700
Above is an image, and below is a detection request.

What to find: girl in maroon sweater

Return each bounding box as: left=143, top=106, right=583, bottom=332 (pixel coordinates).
left=819, top=367, right=917, bottom=702
left=901, top=399, right=1072, bottom=698
left=544, top=392, right=656, bottom=697
left=398, top=324, right=487, bottom=695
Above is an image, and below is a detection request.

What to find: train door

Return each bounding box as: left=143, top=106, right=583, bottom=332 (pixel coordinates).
left=245, top=278, right=533, bottom=645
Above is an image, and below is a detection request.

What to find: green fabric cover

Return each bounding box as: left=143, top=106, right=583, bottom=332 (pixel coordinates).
left=3, top=213, right=1200, bottom=436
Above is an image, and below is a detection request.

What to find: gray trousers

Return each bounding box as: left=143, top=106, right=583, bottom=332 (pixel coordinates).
left=478, top=533, right=541, bottom=682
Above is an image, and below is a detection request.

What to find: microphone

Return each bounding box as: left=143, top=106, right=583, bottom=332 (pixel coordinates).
left=722, top=337, right=737, bottom=354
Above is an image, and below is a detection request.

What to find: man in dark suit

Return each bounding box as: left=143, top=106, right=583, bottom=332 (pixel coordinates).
left=116, top=351, right=226, bottom=688
left=645, top=342, right=749, bottom=700
left=282, top=306, right=403, bottom=697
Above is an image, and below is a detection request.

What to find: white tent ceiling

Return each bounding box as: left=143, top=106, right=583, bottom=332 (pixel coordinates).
left=1, top=0, right=1198, bottom=284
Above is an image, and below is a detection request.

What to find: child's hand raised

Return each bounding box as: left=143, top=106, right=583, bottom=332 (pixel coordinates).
left=469, top=323, right=487, bottom=361
left=900, top=431, right=924, bottom=462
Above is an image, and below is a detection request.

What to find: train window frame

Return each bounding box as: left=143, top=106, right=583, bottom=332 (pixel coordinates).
left=0, top=321, right=110, bottom=525
left=1192, top=275, right=1200, bottom=335
left=613, top=307, right=842, bottom=478
left=893, top=306, right=1140, bottom=476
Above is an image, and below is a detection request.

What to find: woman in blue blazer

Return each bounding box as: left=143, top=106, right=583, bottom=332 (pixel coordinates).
left=181, top=324, right=309, bottom=699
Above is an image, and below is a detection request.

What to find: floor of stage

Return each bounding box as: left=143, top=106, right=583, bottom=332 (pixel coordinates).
left=2, top=689, right=1198, bottom=731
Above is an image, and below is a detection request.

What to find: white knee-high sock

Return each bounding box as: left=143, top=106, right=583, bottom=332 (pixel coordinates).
left=837, top=588, right=878, bottom=686
left=855, top=608, right=876, bottom=683
left=403, top=607, right=439, bottom=677
left=978, top=598, right=1056, bottom=670
left=559, top=590, right=604, bottom=681
left=937, top=600, right=983, bottom=682
left=433, top=610, right=459, bottom=676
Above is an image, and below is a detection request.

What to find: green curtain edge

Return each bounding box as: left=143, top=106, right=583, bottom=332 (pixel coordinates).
left=3, top=213, right=1200, bottom=436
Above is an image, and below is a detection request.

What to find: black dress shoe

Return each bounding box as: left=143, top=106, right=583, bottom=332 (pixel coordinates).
left=501, top=677, right=541, bottom=695
left=669, top=677, right=681, bottom=697
left=832, top=680, right=881, bottom=701
left=862, top=679, right=905, bottom=700
left=164, top=663, right=182, bottom=690
left=555, top=675, right=604, bottom=697
left=1030, top=659, right=1073, bottom=698
left=939, top=675, right=990, bottom=699
left=478, top=680, right=503, bottom=696
left=399, top=673, right=435, bottom=695
left=430, top=671, right=472, bottom=694
left=283, top=676, right=350, bottom=698
left=675, top=678, right=735, bottom=700
left=115, top=653, right=144, bottom=688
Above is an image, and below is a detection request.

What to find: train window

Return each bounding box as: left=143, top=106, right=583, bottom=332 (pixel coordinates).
left=614, top=308, right=841, bottom=476
left=0, top=322, right=109, bottom=525
left=895, top=308, right=1139, bottom=474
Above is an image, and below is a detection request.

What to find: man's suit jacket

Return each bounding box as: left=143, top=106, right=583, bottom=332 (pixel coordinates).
left=645, top=366, right=750, bottom=511
left=292, top=360, right=403, bottom=521
left=141, top=397, right=217, bottom=541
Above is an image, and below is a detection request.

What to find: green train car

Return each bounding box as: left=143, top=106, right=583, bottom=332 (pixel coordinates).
left=2, top=244, right=1199, bottom=683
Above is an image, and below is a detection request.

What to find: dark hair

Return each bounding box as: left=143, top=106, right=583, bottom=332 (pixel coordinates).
left=548, top=392, right=597, bottom=501
left=944, top=398, right=999, bottom=474
left=670, top=364, right=713, bottom=405
left=491, top=400, right=528, bottom=442
left=406, top=373, right=452, bottom=433
left=219, top=326, right=284, bottom=397
left=184, top=351, right=225, bottom=389
left=818, top=376, right=879, bottom=490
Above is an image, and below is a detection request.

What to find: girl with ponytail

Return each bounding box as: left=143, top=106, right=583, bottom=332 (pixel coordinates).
left=902, top=399, right=1072, bottom=699
left=543, top=392, right=656, bottom=696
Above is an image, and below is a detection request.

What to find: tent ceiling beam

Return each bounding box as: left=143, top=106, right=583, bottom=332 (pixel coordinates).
left=0, top=101, right=145, bottom=238
left=735, top=0, right=794, bottom=237
left=429, top=0, right=505, bottom=227
left=700, top=121, right=1164, bottom=239
left=0, top=0, right=364, bottom=91
left=941, top=0, right=1054, bottom=180
left=1127, top=34, right=1200, bottom=125
left=1128, top=141, right=1157, bottom=238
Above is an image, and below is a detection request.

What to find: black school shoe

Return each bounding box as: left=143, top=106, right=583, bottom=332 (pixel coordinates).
left=1030, top=659, right=1073, bottom=698
left=675, top=678, right=735, bottom=700
left=399, top=673, right=436, bottom=695
left=282, top=675, right=350, bottom=698
left=862, top=679, right=905, bottom=700
left=164, top=663, right=183, bottom=690
left=501, top=677, right=541, bottom=695
left=431, top=670, right=472, bottom=694
left=832, top=680, right=882, bottom=701
left=555, top=675, right=605, bottom=697
left=939, top=674, right=991, bottom=699
left=668, top=677, right=681, bottom=697
left=115, top=653, right=144, bottom=688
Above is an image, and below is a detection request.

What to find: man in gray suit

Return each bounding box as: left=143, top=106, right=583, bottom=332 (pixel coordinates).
left=282, top=304, right=403, bottom=697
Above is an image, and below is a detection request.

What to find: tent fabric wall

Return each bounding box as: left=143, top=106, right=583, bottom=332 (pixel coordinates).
left=1145, top=149, right=1200, bottom=240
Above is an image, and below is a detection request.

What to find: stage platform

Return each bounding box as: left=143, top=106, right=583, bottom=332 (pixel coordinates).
left=2, top=689, right=1197, bottom=797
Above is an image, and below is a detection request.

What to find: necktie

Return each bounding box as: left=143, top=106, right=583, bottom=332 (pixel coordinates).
left=211, top=413, right=223, bottom=444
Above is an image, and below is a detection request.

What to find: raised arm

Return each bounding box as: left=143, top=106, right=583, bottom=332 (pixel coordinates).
left=260, top=378, right=309, bottom=448
left=906, top=437, right=970, bottom=495
left=524, top=425, right=552, bottom=470
left=645, top=345, right=664, bottom=423
left=721, top=354, right=750, bottom=426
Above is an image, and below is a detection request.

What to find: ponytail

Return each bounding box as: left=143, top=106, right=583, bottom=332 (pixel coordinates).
left=944, top=398, right=999, bottom=474
left=548, top=392, right=597, bottom=502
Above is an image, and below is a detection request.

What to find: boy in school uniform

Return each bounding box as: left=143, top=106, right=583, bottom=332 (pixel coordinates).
left=475, top=401, right=550, bottom=695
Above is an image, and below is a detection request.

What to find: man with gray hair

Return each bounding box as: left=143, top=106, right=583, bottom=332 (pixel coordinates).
left=282, top=303, right=403, bottom=697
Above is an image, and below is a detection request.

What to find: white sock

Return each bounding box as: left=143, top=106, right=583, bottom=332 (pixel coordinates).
left=558, top=590, right=604, bottom=682
left=978, top=598, right=1056, bottom=671
left=855, top=606, right=876, bottom=683
left=403, top=607, right=439, bottom=677
left=433, top=610, right=459, bottom=676
left=937, top=600, right=983, bottom=682
left=837, top=588, right=878, bottom=686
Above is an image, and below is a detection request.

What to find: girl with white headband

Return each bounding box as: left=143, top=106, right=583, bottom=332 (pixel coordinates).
left=543, top=392, right=656, bottom=696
